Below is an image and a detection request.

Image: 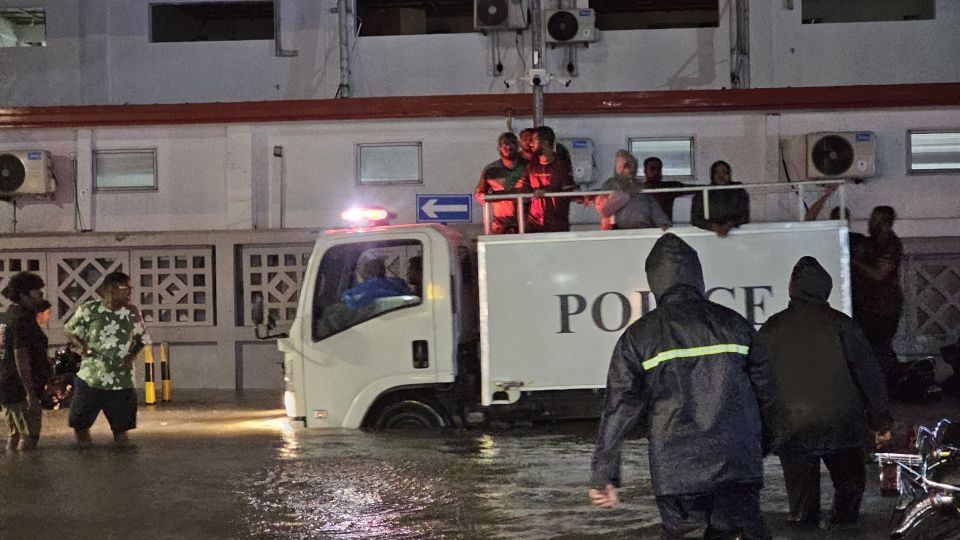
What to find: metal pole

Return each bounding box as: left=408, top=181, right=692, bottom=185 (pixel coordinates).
left=337, top=0, right=350, bottom=97
left=483, top=202, right=491, bottom=235
left=160, top=343, right=171, bottom=403
left=517, top=195, right=526, bottom=234
left=144, top=345, right=156, bottom=406
left=703, top=188, right=711, bottom=220
left=730, top=0, right=750, bottom=88
left=530, top=0, right=544, bottom=126
left=839, top=184, right=847, bottom=222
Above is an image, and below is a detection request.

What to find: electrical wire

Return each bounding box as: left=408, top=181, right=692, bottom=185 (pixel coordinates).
left=72, top=153, right=85, bottom=231
left=779, top=140, right=809, bottom=213
left=335, top=14, right=363, bottom=98
left=515, top=28, right=526, bottom=73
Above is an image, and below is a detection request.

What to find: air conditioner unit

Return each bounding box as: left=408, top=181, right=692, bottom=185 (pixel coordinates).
left=545, top=9, right=599, bottom=44
left=475, top=0, right=526, bottom=31
left=806, top=132, right=876, bottom=179
left=0, top=150, right=55, bottom=197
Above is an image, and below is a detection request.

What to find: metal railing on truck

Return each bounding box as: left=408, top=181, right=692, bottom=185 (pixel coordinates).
left=480, top=178, right=848, bottom=235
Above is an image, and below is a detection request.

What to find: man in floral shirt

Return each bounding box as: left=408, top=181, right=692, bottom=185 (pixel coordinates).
left=65, top=272, right=150, bottom=446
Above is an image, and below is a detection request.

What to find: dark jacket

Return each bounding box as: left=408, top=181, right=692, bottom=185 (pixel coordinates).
left=690, top=181, right=750, bottom=231
left=0, top=304, right=51, bottom=405
left=591, top=233, right=778, bottom=496
left=759, top=256, right=892, bottom=452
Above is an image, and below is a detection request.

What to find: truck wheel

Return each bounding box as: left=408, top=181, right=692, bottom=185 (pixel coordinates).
left=374, top=399, right=448, bottom=430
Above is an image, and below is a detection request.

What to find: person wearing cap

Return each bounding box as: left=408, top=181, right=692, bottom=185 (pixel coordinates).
left=759, top=256, right=892, bottom=529
left=0, top=272, right=51, bottom=451
left=589, top=233, right=778, bottom=539
left=64, top=271, right=150, bottom=446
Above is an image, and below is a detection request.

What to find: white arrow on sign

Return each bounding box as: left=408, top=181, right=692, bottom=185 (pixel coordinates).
left=422, top=198, right=469, bottom=218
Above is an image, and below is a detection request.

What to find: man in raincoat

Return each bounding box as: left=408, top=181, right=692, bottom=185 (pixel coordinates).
left=758, top=256, right=892, bottom=528
left=589, top=233, right=777, bottom=539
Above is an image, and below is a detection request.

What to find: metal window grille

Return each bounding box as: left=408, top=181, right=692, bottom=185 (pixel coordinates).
left=240, top=244, right=312, bottom=327
left=133, top=248, right=216, bottom=326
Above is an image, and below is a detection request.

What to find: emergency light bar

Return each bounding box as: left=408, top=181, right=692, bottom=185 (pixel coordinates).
left=340, top=207, right=391, bottom=225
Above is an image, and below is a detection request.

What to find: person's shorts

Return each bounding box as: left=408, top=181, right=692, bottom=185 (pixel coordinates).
left=2, top=401, right=43, bottom=437
left=68, top=377, right=137, bottom=434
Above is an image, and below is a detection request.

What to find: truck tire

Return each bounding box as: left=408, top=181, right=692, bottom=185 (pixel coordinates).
left=373, top=399, right=448, bottom=430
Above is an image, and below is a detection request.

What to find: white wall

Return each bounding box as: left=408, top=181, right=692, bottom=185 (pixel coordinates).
left=752, top=0, right=960, bottom=88
left=1, top=0, right=958, bottom=106
left=3, top=107, right=958, bottom=239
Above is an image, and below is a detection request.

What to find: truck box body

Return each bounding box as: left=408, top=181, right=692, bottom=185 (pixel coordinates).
left=480, top=222, right=849, bottom=404
left=278, top=221, right=849, bottom=428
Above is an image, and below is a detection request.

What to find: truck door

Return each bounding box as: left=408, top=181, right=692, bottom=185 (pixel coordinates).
left=298, top=234, right=442, bottom=428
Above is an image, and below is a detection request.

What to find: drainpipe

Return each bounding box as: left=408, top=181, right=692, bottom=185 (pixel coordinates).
left=530, top=0, right=544, bottom=126
left=336, top=0, right=351, bottom=98
left=730, top=0, right=750, bottom=88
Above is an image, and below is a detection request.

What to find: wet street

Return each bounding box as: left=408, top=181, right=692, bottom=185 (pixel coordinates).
left=1, top=391, right=957, bottom=539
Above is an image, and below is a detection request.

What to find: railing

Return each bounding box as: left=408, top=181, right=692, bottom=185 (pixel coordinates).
left=481, top=178, right=848, bottom=235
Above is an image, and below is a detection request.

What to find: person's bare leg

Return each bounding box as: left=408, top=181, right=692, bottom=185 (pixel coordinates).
left=6, top=433, right=20, bottom=451
left=113, top=431, right=129, bottom=443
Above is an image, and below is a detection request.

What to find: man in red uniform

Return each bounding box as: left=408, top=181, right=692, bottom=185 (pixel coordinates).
left=521, top=126, right=577, bottom=232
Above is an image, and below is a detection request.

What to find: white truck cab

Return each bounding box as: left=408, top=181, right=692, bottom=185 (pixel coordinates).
left=277, top=224, right=478, bottom=428
left=270, top=219, right=850, bottom=430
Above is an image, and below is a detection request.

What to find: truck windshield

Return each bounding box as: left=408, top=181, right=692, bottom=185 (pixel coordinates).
left=311, top=239, right=423, bottom=341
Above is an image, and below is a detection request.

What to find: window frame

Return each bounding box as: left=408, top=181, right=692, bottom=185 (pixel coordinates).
left=906, top=129, right=960, bottom=175
left=311, top=239, right=424, bottom=342
left=627, top=136, right=696, bottom=179
left=93, top=148, right=159, bottom=192
left=356, top=142, right=423, bottom=185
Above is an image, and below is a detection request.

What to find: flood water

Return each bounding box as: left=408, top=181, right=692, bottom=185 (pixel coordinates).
left=1, top=391, right=956, bottom=539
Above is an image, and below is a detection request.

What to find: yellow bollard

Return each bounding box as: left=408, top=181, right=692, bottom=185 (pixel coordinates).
left=160, top=343, right=171, bottom=403
left=144, top=345, right=156, bottom=405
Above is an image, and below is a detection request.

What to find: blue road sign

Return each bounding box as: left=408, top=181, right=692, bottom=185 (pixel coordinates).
left=416, top=194, right=473, bottom=223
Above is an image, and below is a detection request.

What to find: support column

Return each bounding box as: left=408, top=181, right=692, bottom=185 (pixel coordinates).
left=75, top=129, right=95, bottom=231
left=530, top=0, right=544, bottom=126
left=225, top=125, right=254, bottom=230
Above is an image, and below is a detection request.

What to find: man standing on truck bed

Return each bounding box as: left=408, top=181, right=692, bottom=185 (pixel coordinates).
left=641, top=157, right=692, bottom=222
left=474, top=132, right=526, bottom=234
left=589, top=233, right=778, bottom=539
left=521, top=126, right=577, bottom=232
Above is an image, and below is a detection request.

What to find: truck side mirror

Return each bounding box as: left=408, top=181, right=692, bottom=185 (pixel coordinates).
left=251, top=294, right=265, bottom=326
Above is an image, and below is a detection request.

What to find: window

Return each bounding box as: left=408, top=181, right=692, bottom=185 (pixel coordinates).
left=802, top=0, right=934, bottom=24
left=357, top=0, right=473, bottom=36
left=0, top=8, right=46, bottom=47
left=312, top=240, right=423, bottom=341
left=151, top=2, right=274, bottom=43
left=357, top=143, right=422, bottom=185
left=592, top=1, right=718, bottom=31
left=908, top=131, right=960, bottom=174
left=94, top=149, right=157, bottom=191
left=628, top=137, right=694, bottom=177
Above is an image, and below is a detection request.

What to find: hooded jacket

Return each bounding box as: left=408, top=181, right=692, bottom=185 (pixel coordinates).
left=758, top=256, right=892, bottom=452
left=591, top=233, right=778, bottom=496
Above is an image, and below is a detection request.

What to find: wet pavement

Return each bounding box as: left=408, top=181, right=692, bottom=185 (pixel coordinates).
left=1, top=391, right=957, bottom=539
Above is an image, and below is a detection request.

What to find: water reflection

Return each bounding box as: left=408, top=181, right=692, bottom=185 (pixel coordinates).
left=237, top=428, right=659, bottom=539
